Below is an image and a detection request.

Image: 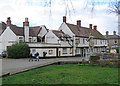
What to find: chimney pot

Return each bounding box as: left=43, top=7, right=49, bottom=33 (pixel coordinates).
left=77, top=20, right=81, bottom=27
left=24, top=17, right=29, bottom=26
left=25, top=18, right=28, bottom=22
left=63, top=16, right=66, bottom=23
left=89, top=24, right=92, bottom=30
left=6, top=17, right=11, bottom=26
left=113, top=31, right=116, bottom=35
left=94, top=25, right=97, bottom=30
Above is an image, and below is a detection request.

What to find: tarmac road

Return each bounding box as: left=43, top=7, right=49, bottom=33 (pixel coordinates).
left=1, top=57, right=85, bottom=76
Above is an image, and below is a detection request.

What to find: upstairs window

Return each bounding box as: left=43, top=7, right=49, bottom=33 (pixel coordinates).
left=100, top=40, right=102, bottom=44
left=83, top=38, right=85, bottom=44
left=29, top=38, right=32, bottom=42
left=96, top=39, right=97, bottom=45
left=114, top=39, right=117, bottom=44
left=19, top=37, right=23, bottom=42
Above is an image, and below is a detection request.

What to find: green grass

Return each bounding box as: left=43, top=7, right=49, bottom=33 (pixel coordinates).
left=2, top=64, right=119, bottom=85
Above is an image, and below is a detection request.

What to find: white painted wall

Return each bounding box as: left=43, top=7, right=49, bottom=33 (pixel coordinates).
left=24, top=26, right=29, bottom=42
left=0, top=36, right=2, bottom=54
left=59, top=23, right=75, bottom=37
left=45, top=30, right=59, bottom=44
left=1, top=27, right=17, bottom=51
left=38, top=25, right=48, bottom=37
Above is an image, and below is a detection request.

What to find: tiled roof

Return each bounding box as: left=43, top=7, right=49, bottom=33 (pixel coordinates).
left=0, top=22, right=6, bottom=35
left=52, top=30, right=71, bottom=39
left=10, top=25, right=24, bottom=36
left=10, top=25, right=41, bottom=37
left=66, top=23, right=105, bottom=39
left=29, top=26, right=41, bottom=36
left=104, top=35, right=120, bottom=39
left=0, top=22, right=6, bottom=30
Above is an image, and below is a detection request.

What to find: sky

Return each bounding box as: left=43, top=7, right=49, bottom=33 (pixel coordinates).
left=0, top=0, right=118, bottom=35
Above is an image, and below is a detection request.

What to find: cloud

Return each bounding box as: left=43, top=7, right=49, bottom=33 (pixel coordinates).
left=0, top=0, right=118, bottom=35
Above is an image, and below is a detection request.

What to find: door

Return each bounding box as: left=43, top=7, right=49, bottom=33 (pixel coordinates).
left=56, top=48, right=58, bottom=57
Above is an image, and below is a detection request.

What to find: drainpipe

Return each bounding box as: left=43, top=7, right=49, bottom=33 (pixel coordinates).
left=73, top=36, right=76, bottom=56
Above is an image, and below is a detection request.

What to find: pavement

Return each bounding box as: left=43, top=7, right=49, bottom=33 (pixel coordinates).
left=1, top=57, right=86, bottom=77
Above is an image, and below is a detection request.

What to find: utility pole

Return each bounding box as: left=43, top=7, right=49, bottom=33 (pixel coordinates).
left=118, top=1, right=120, bottom=53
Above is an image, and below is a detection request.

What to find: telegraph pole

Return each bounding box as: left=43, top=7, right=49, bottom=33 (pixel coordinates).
left=118, top=1, right=120, bottom=53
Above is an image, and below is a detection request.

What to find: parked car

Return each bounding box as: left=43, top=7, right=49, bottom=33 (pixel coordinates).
left=2, top=51, right=7, bottom=57
left=101, top=51, right=107, bottom=54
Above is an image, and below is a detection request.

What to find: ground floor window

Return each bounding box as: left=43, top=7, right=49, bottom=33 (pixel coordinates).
left=49, top=50, right=53, bottom=55
left=76, top=48, right=79, bottom=54
left=70, top=48, right=72, bottom=54
left=62, top=48, right=67, bottom=54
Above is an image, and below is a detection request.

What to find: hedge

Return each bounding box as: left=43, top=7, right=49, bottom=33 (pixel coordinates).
left=7, top=41, right=30, bottom=58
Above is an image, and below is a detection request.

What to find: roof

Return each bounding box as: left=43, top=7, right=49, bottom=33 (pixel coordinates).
left=0, top=22, right=6, bottom=35
left=52, top=30, right=71, bottom=39
left=10, top=25, right=24, bottom=36
left=104, top=35, right=120, bottom=39
left=10, top=25, right=41, bottom=37
left=29, top=26, right=41, bottom=36
left=0, top=29, right=3, bottom=35
left=66, top=23, right=105, bottom=39
left=0, top=22, right=6, bottom=30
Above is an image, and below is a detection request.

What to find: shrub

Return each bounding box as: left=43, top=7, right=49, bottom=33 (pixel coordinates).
left=7, top=41, right=30, bottom=58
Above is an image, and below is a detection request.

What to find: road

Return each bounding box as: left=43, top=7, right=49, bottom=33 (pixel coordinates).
left=1, top=57, right=85, bottom=76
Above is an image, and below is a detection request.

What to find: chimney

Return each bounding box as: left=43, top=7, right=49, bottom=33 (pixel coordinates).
left=24, top=17, right=29, bottom=42
left=113, top=31, right=116, bottom=35
left=6, top=17, right=11, bottom=27
left=77, top=20, right=81, bottom=27
left=89, top=24, right=92, bottom=30
left=106, top=31, right=109, bottom=37
left=63, top=16, right=66, bottom=23
left=25, top=18, right=29, bottom=26
left=93, top=25, right=97, bottom=30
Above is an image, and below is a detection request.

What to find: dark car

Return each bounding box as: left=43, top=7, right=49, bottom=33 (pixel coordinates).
left=2, top=51, right=7, bottom=57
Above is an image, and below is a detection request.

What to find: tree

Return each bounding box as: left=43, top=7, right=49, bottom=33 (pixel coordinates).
left=7, top=41, right=30, bottom=58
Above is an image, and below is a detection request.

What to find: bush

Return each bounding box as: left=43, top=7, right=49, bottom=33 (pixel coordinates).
left=7, top=41, right=30, bottom=58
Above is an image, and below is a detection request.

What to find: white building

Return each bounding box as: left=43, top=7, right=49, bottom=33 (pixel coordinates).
left=45, top=16, right=107, bottom=57
left=0, top=17, right=48, bottom=54
left=0, top=16, right=107, bottom=57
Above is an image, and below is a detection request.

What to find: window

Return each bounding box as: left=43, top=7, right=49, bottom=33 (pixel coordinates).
left=96, top=39, right=97, bottom=45
left=75, top=39, right=79, bottom=45
left=76, top=48, right=79, bottom=53
left=49, top=50, right=53, bottom=55
left=19, top=37, right=23, bottom=40
left=62, top=48, right=67, bottom=54
left=114, top=39, right=117, bottom=44
left=83, top=38, right=85, bottom=44
left=79, top=38, right=80, bottom=43
left=29, top=38, right=32, bottom=42
left=70, top=48, right=72, bottom=54
left=100, top=40, right=102, bottom=44
left=19, top=37, right=23, bottom=42
left=105, top=40, right=106, bottom=44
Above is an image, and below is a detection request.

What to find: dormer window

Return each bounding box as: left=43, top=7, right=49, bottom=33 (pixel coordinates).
left=114, top=39, right=117, bottom=44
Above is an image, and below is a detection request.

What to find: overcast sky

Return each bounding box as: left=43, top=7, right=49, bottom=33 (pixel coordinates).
left=0, top=0, right=118, bottom=35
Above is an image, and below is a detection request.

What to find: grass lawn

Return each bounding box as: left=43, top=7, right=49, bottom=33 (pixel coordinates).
left=2, top=64, right=119, bottom=85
